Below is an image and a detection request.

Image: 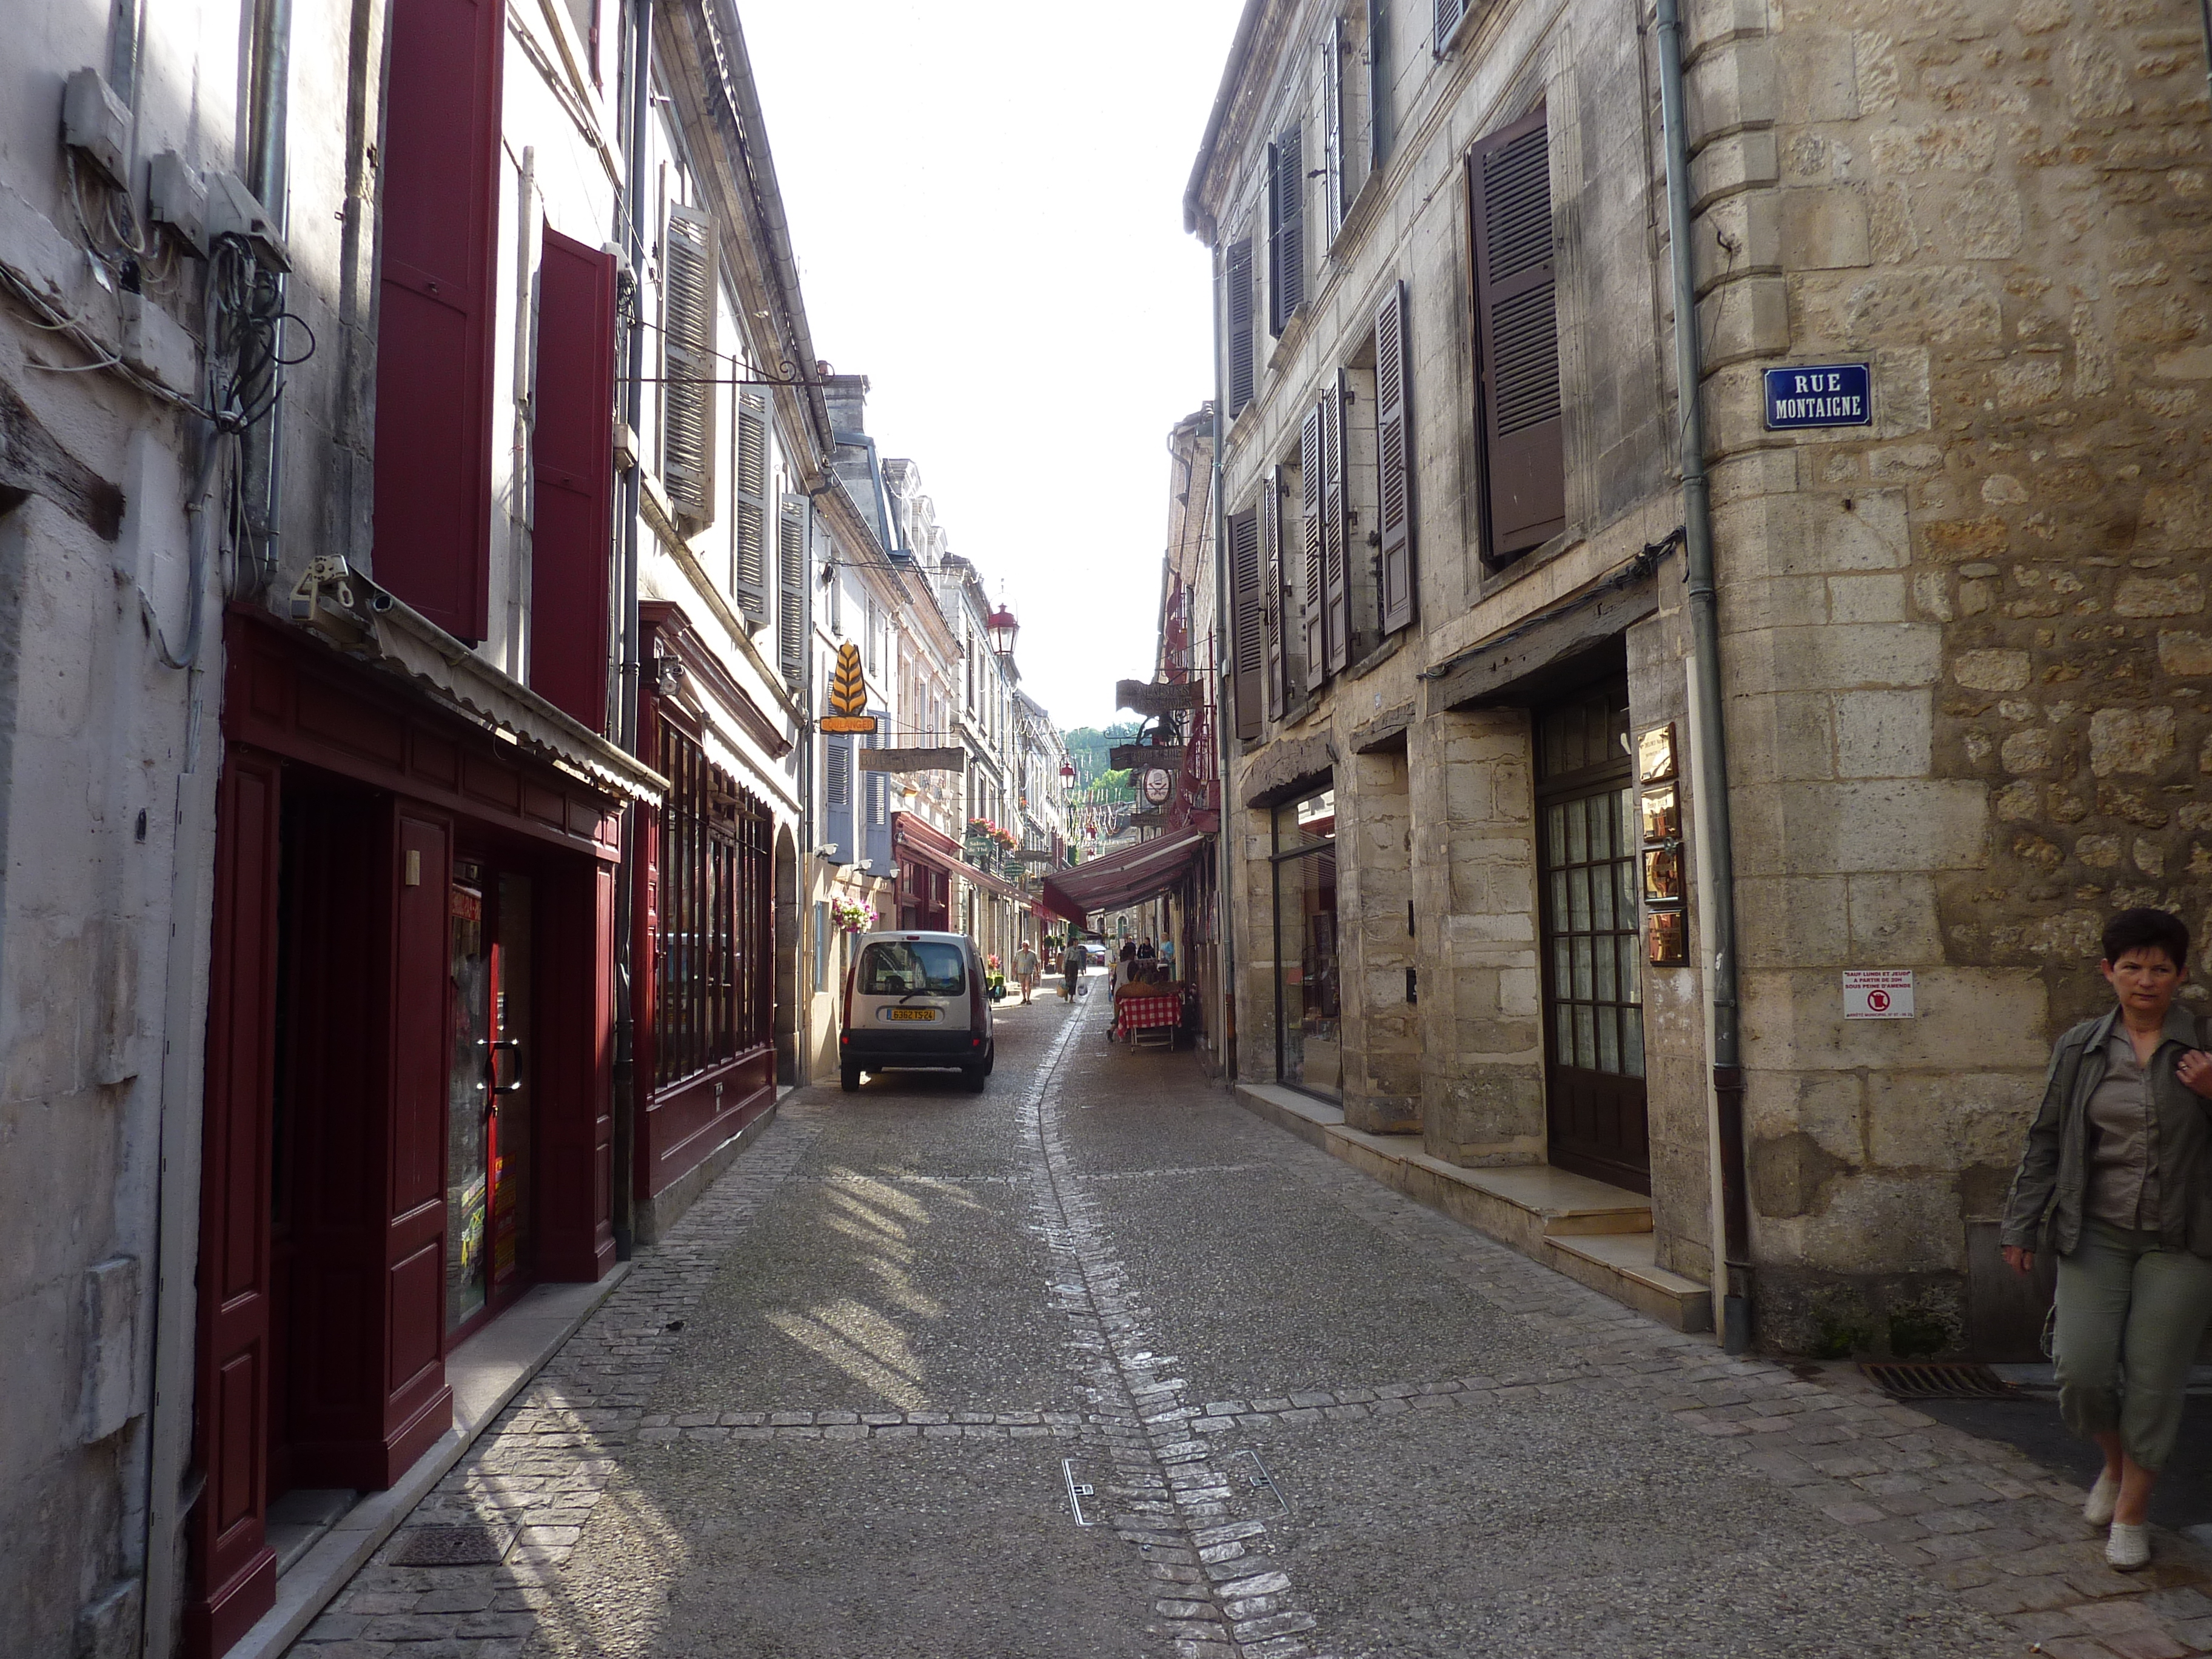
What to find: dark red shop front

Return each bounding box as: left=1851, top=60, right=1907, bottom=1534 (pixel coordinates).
left=189, top=613, right=635, bottom=1655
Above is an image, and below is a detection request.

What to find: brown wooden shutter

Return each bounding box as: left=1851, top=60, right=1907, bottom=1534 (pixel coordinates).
left=1269, top=126, right=1305, bottom=334
left=1323, top=374, right=1350, bottom=675
left=530, top=228, right=617, bottom=728
left=1225, top=238, right=1256, bottom=416
left=1227, top=507, right=1263, bottom=739
left=660, top=203, right=717, bottom=524
left=1262, top=472, right=1287, bottom=721
left=1469, top=106, right=1564, bottom=563
left=731, top=391, right=768, bottom=620
left=1298, top=401, right=1326, bottom=689
left=1369, top=0, right=1393, bottom=167
left=1375, top=278, right=1415, bottom=632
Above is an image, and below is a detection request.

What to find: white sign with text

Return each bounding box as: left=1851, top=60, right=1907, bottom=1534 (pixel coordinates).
left=1843, top=970, right=1915, bottom=1019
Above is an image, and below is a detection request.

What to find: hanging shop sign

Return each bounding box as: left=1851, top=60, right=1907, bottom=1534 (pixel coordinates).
left=1141, top=768, right=1174, bottom=806
left=859, top=747, right=964, bottom=774
left=820, top=642, right=876, bottom=734
left=1763, top=363, right=1871, bottom=431
left=1109, top=743, right=1184, bottom=771
left=1116, top=679, right=1200, bottom=716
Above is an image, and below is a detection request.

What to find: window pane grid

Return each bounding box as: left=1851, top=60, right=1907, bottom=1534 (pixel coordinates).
left=655, top=720, right=773, bottom=1090
left=1541, top=784, right=1644, bottom=1080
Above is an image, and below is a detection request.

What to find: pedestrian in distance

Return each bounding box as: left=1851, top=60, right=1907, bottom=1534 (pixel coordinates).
left=1013, top=939, right=1039, bottom=1005
left=1061, top=940, right=1084, bottom=1002
left=1138, top=937, right=1156, bottom=960
left=2002, top=907, right=2212, bottom=1572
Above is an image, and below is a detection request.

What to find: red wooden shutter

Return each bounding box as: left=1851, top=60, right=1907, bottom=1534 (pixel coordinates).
left=1323, top=374, right=1350, bottom=675
left=1375, top=278, right=1415, bottom=632
left=189, top=749, right=283, bottom=1655
left=1470, top=106, right=1564, bottom=563
left=1261, top=476, right=1286, bottom=721
left=531, top=229, right=617, bottom=729
left=372, top=0, right=503, bottom=643
left=1225, top=238, right=1255, bottom=416
left=1298, top=401, right=1326, bottom=689
left=1227, top=506, right=1263, bottom=739
left=1269, top=127, right=1306, bottom=333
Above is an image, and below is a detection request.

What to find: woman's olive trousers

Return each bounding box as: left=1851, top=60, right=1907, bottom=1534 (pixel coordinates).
left=2055, top=1222, right=2212, bottom=1470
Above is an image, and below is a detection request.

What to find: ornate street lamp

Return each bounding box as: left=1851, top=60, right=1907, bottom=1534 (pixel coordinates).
left=985, top=604, right=1019, bottom=657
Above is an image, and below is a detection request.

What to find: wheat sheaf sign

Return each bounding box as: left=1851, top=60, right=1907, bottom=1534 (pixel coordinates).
left=820, top=641, right=876, bottom=734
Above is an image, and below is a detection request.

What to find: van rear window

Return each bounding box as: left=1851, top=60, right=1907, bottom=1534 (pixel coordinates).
left=857, top=940, right=967, bottom=997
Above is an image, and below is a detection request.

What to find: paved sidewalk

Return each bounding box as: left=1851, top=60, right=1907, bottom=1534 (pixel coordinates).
left=285, top=981, right=2212, bottom=1658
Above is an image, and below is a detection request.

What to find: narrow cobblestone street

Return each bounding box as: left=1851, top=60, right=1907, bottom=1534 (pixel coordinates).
left=290, top=975, right=2212, bottom=1659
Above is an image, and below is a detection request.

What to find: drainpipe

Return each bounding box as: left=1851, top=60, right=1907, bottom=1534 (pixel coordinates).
left=1656, top=0, right=1751, bottom=1352
left=1207, top=247, right=1238, bottom=1082
left=610, top=0, right=654, bottom=1260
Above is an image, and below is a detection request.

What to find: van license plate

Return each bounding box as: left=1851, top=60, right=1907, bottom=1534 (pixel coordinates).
left=886, top=1008, right=938, bottom=1022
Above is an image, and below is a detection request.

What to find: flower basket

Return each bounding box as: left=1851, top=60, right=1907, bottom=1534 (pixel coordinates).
left=830, top=899, right=877, bottom=934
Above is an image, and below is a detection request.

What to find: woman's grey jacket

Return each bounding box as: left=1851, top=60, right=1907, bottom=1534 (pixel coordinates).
left=2002, top=1004, right=2212, bottom=1258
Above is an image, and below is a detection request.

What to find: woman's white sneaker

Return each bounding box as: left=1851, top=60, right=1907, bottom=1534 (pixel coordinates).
left=2085, top=1469, right=2120, bottom=1526
left=2106, top=1521, right=2151, bottom=1571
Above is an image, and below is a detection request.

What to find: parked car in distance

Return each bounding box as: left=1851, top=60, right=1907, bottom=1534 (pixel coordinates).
left=840, top=930, right=995, bottom=1093
left=1082, top=942, right=1110, bottom=967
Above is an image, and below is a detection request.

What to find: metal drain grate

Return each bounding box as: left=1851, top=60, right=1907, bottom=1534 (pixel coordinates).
left=1860, top=1362, right=2020, bottom=1401
left=385, top=1523, right=514, bottom=1565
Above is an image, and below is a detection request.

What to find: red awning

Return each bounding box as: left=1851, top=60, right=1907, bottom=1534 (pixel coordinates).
left=1041, top=826, right=1211, bottom=923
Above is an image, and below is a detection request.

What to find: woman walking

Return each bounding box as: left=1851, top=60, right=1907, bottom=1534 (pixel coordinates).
left=1061, top=939, right=1085, bottom=1002
left=2003, top=908, right=2212, bottom=1570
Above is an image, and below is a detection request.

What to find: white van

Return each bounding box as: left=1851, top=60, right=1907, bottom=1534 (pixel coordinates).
left=839, top=930, right=996, bottom=1093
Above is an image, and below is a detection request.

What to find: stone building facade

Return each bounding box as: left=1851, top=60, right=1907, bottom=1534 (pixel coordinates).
left=1188, top=0, right=2212, bottom=1353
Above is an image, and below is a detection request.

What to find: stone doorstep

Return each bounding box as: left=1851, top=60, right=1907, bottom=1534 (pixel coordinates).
left=223, top=1265, right=634, bottom=1659
left=1231, top=1083, right=1711, bottom=1335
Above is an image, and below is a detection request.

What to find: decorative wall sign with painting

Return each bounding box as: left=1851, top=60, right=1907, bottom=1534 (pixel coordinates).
left=1637, top=723, right=1687, bottom=965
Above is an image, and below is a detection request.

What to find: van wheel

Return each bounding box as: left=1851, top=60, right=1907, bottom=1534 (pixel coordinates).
left=983, top=1044, right=996, bottom=1076
left=840, top=1065, right=862, bottom=1093
left=961, top=1065, right=988, bottom=1093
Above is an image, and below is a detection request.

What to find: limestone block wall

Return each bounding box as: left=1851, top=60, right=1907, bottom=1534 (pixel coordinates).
left=1338, top=746, right=1419, bottom=1131
left=1682, top=0, right=2212, bottom=1352
left=1410, top=709, right=1549, bottom=1164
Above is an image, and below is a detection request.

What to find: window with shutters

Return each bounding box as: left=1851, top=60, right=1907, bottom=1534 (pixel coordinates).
left=777, top=496, right=806, bottom=688
left=1468, top=107, right=1564, bottom=566
left=1296, top=397, right=1348, bottom=689
left=1367, top=0, right=1393, bottom=173
left=1267, top=126, right=1306, bottom=335
left=1224, top=236, right=1256, bottom=417
left=1321, top=18, right=1346, bottom=240
left=1263, top=468, right=1290, bottom=718
left=530, top=229, right=617, bottom=728
left=1227, top=508, right=1263, bottom=740
left=1373, top=279, right=1415, bottom=634
left=1433, top=0, right=1472, bottom=55
left=730, top=390, right=768, bottom=621
left=660, top=202, right=717, bottom=525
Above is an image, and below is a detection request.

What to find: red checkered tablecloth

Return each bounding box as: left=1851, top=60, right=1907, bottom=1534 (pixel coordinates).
left=1114, top=995, right=1181, bottom=1039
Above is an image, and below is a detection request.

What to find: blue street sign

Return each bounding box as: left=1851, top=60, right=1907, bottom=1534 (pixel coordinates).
left=1762, top=363, right=1871, bottom=430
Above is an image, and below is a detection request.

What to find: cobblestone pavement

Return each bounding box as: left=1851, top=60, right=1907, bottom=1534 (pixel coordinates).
left=292, top=977, right=2212, bottom=1658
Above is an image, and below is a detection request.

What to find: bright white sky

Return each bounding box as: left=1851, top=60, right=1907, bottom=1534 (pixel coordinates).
left=740, top=0, right=1244, bottom=732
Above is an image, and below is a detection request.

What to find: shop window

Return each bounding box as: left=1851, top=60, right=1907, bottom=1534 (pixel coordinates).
left=1270, top=786, right=1341, bottom=1101
left=655, top=719, right=771, bottom=1088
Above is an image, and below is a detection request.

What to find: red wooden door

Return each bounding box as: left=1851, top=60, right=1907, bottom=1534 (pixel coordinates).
left=189, top=751, right=283, bottom=1655
left=385, top=813, right=455, bottom=1473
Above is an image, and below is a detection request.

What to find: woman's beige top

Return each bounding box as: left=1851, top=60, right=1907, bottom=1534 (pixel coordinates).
left=2086, top=1030, right=2161, bottom=1230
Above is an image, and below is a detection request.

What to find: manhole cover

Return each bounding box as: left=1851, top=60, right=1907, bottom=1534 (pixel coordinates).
left=1860, top=1362, right=2019, bottom=1401
left=385, top=1523, right=513, bottom=1565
